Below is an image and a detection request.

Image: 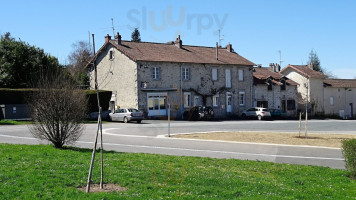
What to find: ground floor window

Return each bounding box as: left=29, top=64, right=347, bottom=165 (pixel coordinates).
left=147, top=93, right=167, bottom=116
left=257, top=101, right=268, bottom=108
left=287, top=100, right=296, bottom=110
left=213, top=93, right=219, bottom=107
left=184, top=92, right=191, bottom=108
left=239, top=91, right=245, bottom=106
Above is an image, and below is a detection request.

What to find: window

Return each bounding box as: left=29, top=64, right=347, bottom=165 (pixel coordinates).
left=225, top=69, right=231, bottom=88
left=267, top=80, right=272, bottom=91
left=257, top=101, right=268, bottom=108
left=183, top=67, right=190, bottom=80
left=239, top=91, right=245, bottom=106
left=213, top=93, right=220, bottom=107
left=238, top=69, right=244, bottom=81
left=212, top=68, right=218, bottom=81
left=194, top=96, right=200, bottom=106
left=330, top=96, right=334, bottom=105
left=281, top=80, right=286, bottom=90
left=109, top=50, right=113, bottom=60
left=287, top=100, right=296, bottom=110
left=184, top=92, right=191, bottom=108
left=152, top=67, right=160, bottom=80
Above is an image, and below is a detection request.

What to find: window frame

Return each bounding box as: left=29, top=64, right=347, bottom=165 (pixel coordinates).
left=183, top=67, right=190, bottom=80
left=212, top=68, right=218, bottom=81
left=213, top=93, right=220, bottom=107
left=184, top=92, right=191, bottom=108
left=152, top=67, right=160, bottom=80
left=225, top=69, right=231, bottom=88
left=239, top=91, right=245, bottom=106
left=238, top=69, right=244, bottom=81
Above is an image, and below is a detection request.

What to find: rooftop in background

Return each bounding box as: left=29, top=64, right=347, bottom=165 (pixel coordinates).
left=323, top=79, right=356, bottom=88
left=280, top=64, right=327, bottom=79
left=253, top=65, right=298, bottom=86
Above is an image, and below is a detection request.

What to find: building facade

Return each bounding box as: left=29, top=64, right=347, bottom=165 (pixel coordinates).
left=88, top=33, right=255, bottom=119
left=253, top=64, right=298, bottom=117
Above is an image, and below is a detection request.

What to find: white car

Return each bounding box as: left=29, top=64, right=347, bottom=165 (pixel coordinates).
left=109, top=108, right=144, bottom=123
left=241, top=107, right=271, bottom=120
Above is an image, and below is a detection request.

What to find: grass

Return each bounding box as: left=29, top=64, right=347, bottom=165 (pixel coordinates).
left=0, top=119, right=107, bottom=125
left=0, top=144, right=356, bottom=199
left=0, top=120, right=32, bottom=125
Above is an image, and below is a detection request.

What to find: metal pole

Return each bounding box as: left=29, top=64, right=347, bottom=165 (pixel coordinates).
left=99, top=108, right=104, bottom=189
left=298, top=112, right=301, bottom=137
left=168, top=104, right=171, bottom=137
left=305, top=111, right=308, bottom=139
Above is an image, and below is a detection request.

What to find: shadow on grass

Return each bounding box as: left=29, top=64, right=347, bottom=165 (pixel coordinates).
left=62, top=146, right=126, bottom=155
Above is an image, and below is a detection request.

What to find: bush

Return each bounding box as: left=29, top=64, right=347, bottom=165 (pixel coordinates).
left=341, top=139, right=356, bottom=178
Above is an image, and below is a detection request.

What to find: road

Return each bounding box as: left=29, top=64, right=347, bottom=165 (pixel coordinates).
left=1, top=119, right=355, bottom=169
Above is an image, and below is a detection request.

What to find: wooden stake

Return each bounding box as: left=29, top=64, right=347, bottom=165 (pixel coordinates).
left=298, top=112, right=301, bottom=137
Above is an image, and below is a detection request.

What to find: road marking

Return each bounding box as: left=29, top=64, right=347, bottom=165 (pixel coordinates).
left=0, top=134, right=344, bottom=161
left=76, top=141, right=344, bottom=161
left=102, top=128, right=155, bottom=138
left=0, top=134, right=36, bottom=140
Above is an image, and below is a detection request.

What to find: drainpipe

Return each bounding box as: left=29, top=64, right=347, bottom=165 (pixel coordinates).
left=180, top=64, right=183, bottom=119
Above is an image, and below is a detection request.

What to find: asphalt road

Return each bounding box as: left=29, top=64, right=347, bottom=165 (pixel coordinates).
left=1, top=119, right=355, bottom=169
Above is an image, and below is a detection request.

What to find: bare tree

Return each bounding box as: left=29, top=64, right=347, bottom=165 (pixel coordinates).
left=28, top=69, right=87, bottom=148
left=67, top=41, right=92, bottom=88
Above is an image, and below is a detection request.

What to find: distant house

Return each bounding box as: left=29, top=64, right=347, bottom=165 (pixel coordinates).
left=88, top=33, right=256, bottom=119
left=323, top=79, right=356, bottom=119
left=280, top=64, right=356, bottom=118
left=253, top=64, right=298, bottom=116
left=280, top=64, right=326, bottom=114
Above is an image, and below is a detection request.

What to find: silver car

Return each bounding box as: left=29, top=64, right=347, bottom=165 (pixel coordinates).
left=109, top=108, right=144, bottom=123
left=241, top=107, right=271, bottom=120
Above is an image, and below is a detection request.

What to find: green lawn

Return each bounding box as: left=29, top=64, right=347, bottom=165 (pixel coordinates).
left=0, top=120, right=32, bottom=125
left=0, top=144, right=355, bottom=199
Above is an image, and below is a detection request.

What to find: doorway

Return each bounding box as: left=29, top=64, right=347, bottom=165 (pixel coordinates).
left=226, top=92, right=232, bottom=113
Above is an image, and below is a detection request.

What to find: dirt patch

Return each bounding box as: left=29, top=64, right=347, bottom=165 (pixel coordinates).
left=173, top=132, right=356, bottom=148
left=77, top=183, right=128, bottom=193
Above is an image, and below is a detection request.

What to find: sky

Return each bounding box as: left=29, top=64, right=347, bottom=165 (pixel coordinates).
left=1, top=0, right=356, bottom=79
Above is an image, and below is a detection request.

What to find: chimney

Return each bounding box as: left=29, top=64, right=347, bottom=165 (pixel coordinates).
left=105, top=34, right=111, bottom=43
left=226, top=43, right=232, bottom=52
left=175, top=35, right=182, bottom=48
left=115, top=32, right=122, bottom=45
left=275, top=63, right=281, bottom=72
left=216, top=42, right=219, bottom=60
left=269, top=63, right=276, bottom=72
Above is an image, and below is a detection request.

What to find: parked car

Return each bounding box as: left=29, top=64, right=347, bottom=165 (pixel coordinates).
left=109, top=108, right=144, bottom=123
left=269, top=109, right=287, bottom=118
left=183, top=106, right=214, bottom=121
left=241, top=107, right=271, bottom=120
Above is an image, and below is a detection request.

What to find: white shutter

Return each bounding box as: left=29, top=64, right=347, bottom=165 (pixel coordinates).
left=225, top=69, right=231, bottom=88
left=212, top=68, right=218, bottom=81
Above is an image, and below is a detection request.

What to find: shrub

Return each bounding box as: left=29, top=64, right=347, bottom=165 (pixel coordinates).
left=341, top=139, right=356, bottom=178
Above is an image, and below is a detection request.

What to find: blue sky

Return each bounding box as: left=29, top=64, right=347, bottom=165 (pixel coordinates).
left=1, top=0, right=356, bottom=78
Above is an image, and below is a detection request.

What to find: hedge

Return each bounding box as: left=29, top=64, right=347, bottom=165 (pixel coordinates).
left=342, top=139, right=356, bottom=178
left=0, top=88, right=112, bottom=112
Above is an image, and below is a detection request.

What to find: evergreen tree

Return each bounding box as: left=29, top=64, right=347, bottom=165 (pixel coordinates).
left=0, top=32, right=60, bottom=88
left=308, top=49, right=322, bottom=72
left=131, top=28, right=141, bottom=42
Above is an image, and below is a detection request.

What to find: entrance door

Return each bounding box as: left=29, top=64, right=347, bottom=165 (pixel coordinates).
left=147, top=93, right=167, bottom=116
left=226, top=92, right=232, bottom=113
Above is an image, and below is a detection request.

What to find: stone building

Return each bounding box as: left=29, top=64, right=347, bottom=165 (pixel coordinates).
left=88, top=33, right=255, bottom=119
left=253, top=64, right=298, bottom=117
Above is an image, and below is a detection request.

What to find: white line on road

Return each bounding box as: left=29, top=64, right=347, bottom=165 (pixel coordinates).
left=0, top=134, right=344, bottom=161
left=76, top=141, right=344, bottom=161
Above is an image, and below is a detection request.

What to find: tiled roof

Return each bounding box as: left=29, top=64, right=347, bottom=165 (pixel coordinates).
left=324, top=79, right=356, bottom=88
left=253, top=67, right=283, bottom=79
left=90, top=39, right=255, bottom=66
left=253, top=67, right=298, bottom=86
left=280, top=64, right=326, bottom=79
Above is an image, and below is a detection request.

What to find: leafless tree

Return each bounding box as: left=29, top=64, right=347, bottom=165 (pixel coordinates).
left=28, top=69, right=87, bottom=148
